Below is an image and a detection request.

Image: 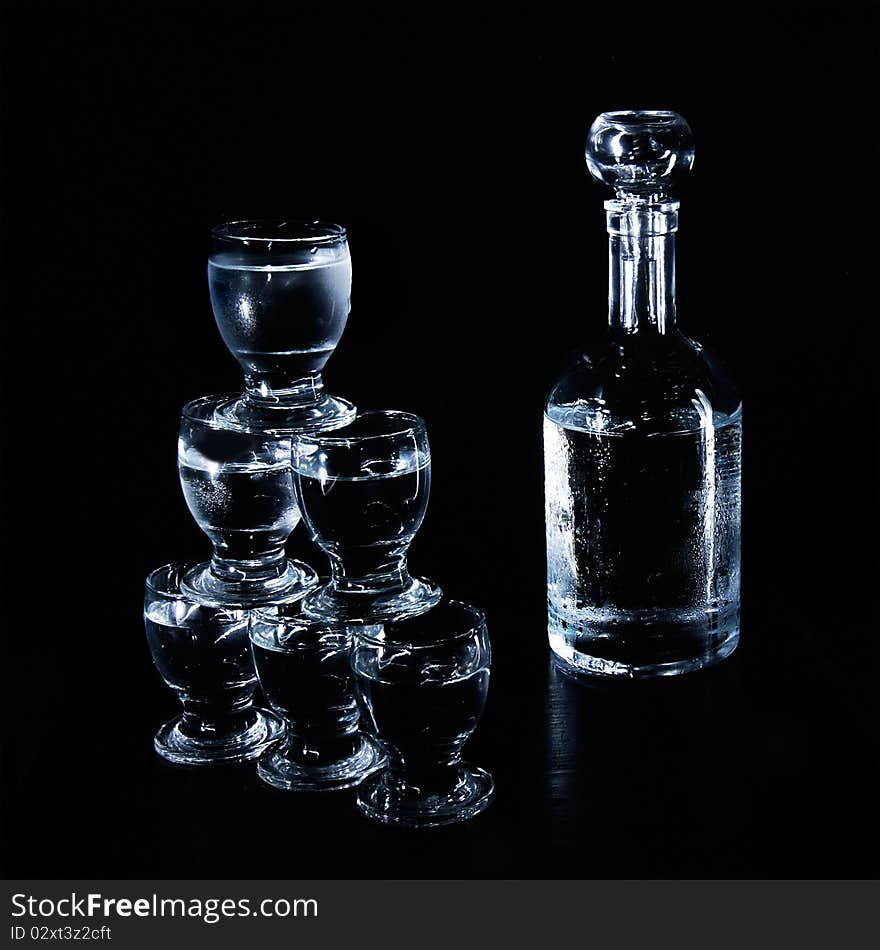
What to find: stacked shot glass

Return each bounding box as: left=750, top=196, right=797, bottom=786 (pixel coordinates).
left=143, top=220, right=494, bottom=828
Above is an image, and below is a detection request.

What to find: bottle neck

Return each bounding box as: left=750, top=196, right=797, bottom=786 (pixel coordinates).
left=606, top=199, right=678, bottom=334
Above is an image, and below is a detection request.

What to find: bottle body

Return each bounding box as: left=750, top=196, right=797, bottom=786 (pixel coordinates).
left=544, top=331, right=741, bottom=677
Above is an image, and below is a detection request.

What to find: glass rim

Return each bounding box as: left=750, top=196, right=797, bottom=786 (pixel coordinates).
left=211, top=218, right=347, bottom=246
left=248, top=609, right=377, bottom=649
left=145, top=563, right=248, bottom=618
left=144, top=561, right=189, bottom=600
left=179, top=394, right=266, bottom=433
left=602, top=109, right=679, bottom=123
left=295, top=410, right=426, bottom=447
left=354, top=600, right=487, bottom=650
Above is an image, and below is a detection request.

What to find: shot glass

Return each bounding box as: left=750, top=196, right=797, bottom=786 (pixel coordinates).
left=352, top=599, right=495, bottom=827
left=207, top=219, right=356, bottom=433
left=249, top=603, right=385, bottom=791
left=293, top=410, right=442, bottom=623
left=144, top=562, right=285, bottom=765
left=178, top=394, right=318, bottom=607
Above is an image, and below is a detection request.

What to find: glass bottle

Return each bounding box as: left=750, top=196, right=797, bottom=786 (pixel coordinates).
left=544, top=110, right=741, bottom=679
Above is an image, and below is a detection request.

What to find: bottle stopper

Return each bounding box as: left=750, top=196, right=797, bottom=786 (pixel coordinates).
left=586, top=110, right=694, bottom=200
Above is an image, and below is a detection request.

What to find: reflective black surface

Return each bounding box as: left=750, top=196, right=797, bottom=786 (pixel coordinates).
left=1, top=9, right=877, bottom=878
left=3, top=592, right=877, bottom=876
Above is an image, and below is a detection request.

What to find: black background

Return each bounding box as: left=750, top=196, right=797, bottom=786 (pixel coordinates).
left=1, top=8, right=877, bottom=878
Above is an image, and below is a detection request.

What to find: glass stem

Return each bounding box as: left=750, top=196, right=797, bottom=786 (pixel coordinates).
left=244, top=371, right=325, bottom=407
left=607, top=200, right=678, bottom=334
left=210, top=546, right=288, bottom=583
left=179, top=689, right=257, bottom=739
left=328, top=545, right=411, bottom=593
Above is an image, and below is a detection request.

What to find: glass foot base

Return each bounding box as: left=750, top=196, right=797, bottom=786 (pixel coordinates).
left=257, top=734, right=386, bottom=792
left=302, top=576, right=442, bottom=623
left=356, top=764, right=495, bottom=828
left=180, top=559, right=318, bottom=609
left=154, top=708, right=285, bottom=766
left=214, top=394, right=356, bottom=435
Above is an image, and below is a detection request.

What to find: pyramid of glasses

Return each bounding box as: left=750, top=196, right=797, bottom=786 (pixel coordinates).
left=143, top=220, right=494, bottom=826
